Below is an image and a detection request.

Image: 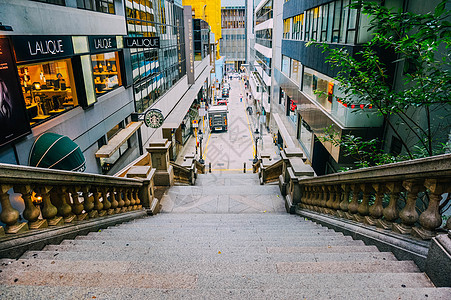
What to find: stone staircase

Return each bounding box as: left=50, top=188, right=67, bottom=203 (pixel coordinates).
left=0, top=173, right=449, bottom=299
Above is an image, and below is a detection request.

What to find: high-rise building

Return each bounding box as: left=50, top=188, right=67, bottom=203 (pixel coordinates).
left=220, top=0, right=246, bottom=72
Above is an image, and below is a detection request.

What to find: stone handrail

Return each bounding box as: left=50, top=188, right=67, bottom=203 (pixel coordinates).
left=0, top=163, right=149, bottom=236
left=258, top=159, right=283, bottom=185
left=294, top=154, right=451, bottom=240
left=170, top=160, right=196, bottom=185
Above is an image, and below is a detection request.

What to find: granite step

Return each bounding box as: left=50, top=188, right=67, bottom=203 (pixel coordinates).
left=0, top=258, right=420, bottom=275
left=0, top=272, right=433, bottom=289
left=2, top=285, right=450, bottom=300
left=19, top=249, right=398, bottom=263
left=67, top=237, right=367, bottom=247
left=41, top=244, right=380, bottom=255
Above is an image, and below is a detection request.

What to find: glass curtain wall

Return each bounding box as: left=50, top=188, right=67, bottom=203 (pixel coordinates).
left=126, top=0, right=186, bottom=113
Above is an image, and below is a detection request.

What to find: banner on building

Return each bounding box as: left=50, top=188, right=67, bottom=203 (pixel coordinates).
left=183, top=6, right=195, bottom=84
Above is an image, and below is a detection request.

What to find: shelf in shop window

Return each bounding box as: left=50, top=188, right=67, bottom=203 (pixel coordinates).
left=93, top=72, right=118, bottom=75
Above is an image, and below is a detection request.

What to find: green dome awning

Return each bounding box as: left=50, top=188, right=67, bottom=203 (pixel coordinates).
left=28, top=133, right=86, bottom=172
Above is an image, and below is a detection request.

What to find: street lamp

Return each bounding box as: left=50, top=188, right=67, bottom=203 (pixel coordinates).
left=253, top=135, right=260, bottom=164
left=198, top=129, right=205, bottom=164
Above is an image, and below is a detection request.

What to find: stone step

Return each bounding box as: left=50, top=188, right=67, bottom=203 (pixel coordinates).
left=80, top=231, right=352, bottom=242
left=0, top=258, right=419, bottom=276
left=41, top=244, right=381, bottom=255
left=98, top=227, right=340, bottom=237
left=20, top=249, right=397, bottom=263
left=65, top=237, right=366, bottom=247
left=2, top=285, right=449, bottom=300
left=0, top=273, right=434, bottom=290
left=166, top=185, right=281, bottom=195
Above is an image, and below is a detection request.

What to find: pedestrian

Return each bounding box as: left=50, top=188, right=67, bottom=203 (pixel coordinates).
left=240, top=93, right=243, bottom=102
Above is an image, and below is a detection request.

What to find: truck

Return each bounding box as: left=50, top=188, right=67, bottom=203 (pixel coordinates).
left=208, top=106, right=228, bottom=132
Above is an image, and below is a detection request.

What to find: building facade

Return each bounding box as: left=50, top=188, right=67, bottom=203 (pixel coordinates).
left=270, top=0, right=449, bottom=175
left=0, top=0, right=214, bottom=174
left=247, top=0, right=273, bottom=126
left=220, top=0, right=246, bottom=72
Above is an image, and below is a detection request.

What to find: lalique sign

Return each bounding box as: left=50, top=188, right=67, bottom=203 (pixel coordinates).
left=124, top=37, right=160, bottom=49
left=89, top=36, right=117, bottom=54
left=12, top=36, right=74, bottom=63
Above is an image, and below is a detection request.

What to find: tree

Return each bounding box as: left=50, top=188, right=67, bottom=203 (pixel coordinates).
left=313, top=0, right=451, bottom=169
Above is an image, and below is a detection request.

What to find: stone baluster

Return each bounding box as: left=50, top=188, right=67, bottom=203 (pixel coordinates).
left=302, top=186, right=310, bottom=209
left=134, top=188, right=141, bottom=209
left=313, top=186, right=321, bottom=211
left=100, top=187, right=113, bottom=215
left=347, top=184, right=361, bottom=220
left=355, top=184, right=372, bottom=223
left=299, top=185, right=308, bottom=209
left=69, top=186, right=87, bottom=221
left=412, top=179, right=446, bottom=240
left=319, top=185, right=328, bottom=213
left=36, top=186, right=63, bottom=226
left=332, top=185, right=342, bottom=212
left=92, top=187, right=105, bottom=217
left=116, top=188, right=125, bottom=213
left=81, top=186, right=96, bottom=218
left=393, top=180, right=423, bottom=235
left=51, top=186, right=75, bottom=223
left=337, top=184, right=351, bottom=219
left=0, top=184, right=29, bottom=234
left=15, top=185, right=47, bottom=230
left=326, top=185, right=336, bottom=215
left=376, top=182, right=401, bottom=230
left=129, top=188, right=136, bottom=210
left=124, top=188, right=132, bottom=211
left=365, top=183, right=385, bottom=226
left=109, top=188, right=119, bottom=213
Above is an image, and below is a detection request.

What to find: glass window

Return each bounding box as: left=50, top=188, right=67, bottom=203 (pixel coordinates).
left=282, top=56, right=291, bottom=77
left=18, top=58, right=78, bottom=126
left=298, top=119, right=313, bottom=158
left=339, top=0, right=349, bottom=44
left=303, top=67, right=334, bottom=112
left=332, top=0, right=342, bottom=43
left=290, top=59, right=301, bottom=84
left=77, top=0, right=115, bottom=14
left=91, top=51, right=122, bottom=97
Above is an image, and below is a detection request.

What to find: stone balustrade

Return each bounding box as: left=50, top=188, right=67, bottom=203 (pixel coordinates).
left=294, top=154, right=451, bottom=240
left=0, top=163, right=149, bottom=236
left=170, top=157, right=197, bottom=186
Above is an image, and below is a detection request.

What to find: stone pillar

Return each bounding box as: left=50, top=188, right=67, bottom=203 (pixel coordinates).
left=146, top=139, right=174, bottom=186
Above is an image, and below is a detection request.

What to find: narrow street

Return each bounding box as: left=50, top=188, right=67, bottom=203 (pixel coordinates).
left=203, top=76, right=255, bottom=172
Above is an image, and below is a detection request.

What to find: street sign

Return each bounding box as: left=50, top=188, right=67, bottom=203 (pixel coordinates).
left=199, top=108, right=206, bottom=117
left=192, top=120, right=199, bottom=128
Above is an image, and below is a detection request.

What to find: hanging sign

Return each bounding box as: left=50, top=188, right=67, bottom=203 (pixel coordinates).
left=124, top=37, right=160, bottom=49
left=144, top=109, right=164, bottom=128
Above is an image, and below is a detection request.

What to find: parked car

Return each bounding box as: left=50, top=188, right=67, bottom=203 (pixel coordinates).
left=217, top=100, right=228, bottom=106
left=222, top=88, right=229, bottom=98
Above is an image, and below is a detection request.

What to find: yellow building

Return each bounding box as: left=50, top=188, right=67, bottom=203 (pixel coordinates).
left=182, top=0, right=222, bottom=59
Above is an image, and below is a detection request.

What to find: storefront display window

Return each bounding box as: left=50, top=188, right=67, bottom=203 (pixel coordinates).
left=302, top=67, right=334, bottom=112
left=92, top=51, right=122, bottom=96
left=18, top=58, right=78, bottom=126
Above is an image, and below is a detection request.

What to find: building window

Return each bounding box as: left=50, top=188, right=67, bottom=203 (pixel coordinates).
left=92, top=51, right=122, bottom=97
left=77, top=0, right=114, bottom=14
left=291, top=14, right=304, bottom=40
left=18, top=58, right=78, bottom=126
left=290, top=59, right=302, bottom=85
left=32, top=0, right=66, bottom=5
left=302, top=67, right=334, bottom=112
left=283, top=19, right=291, bottom=39
left=281, top=56, right=291, bottom=77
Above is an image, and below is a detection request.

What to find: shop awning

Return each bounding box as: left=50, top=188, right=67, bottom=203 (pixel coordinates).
left=95, top=121, right=143, bottom=158
left=28, top=132, right=86, bottom=172
left=162, top=65, right=213, bottom=129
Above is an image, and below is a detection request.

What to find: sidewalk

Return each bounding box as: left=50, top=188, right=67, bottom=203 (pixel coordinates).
left=244, top=86, right=280, bottom=161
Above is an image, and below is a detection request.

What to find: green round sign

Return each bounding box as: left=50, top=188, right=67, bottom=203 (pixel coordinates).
left=144, top=109, right=164, bottom=128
